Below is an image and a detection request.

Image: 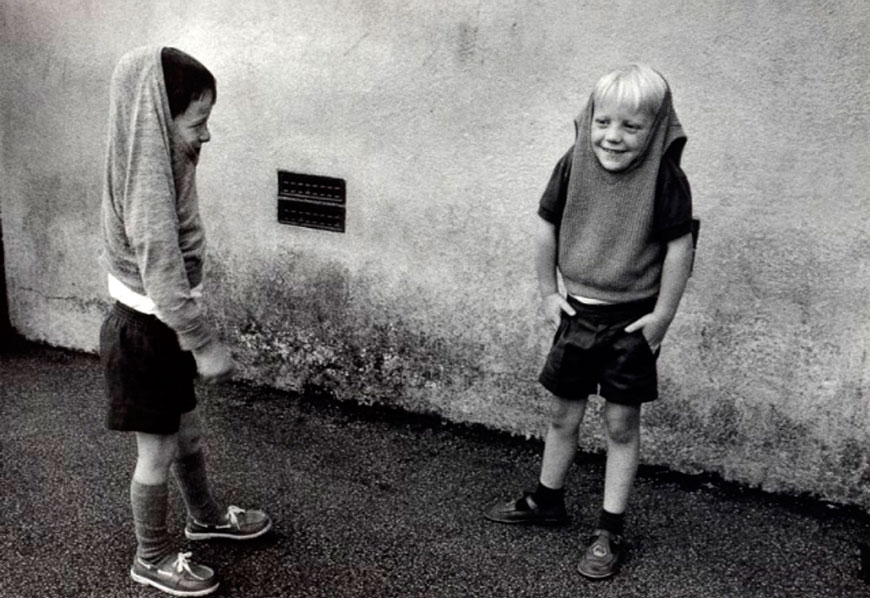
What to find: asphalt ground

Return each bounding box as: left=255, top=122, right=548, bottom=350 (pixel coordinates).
left=1, top=339, right=869, bottom=598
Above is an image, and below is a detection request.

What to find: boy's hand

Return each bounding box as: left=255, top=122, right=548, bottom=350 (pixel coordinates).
left=193, top=339, right=236, bottom=384
left=624, top=313, right=671, bottom=352
left=541, top=293, right=576, bottom=329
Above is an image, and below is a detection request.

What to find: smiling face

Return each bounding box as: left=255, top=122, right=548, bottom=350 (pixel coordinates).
left=173, top=90, right=214, bottom=155
left=590, top=98, right=654, bottom=172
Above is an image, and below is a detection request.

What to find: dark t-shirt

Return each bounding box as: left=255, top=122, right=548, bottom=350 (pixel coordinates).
left=537, top=146, right=693, bottom=243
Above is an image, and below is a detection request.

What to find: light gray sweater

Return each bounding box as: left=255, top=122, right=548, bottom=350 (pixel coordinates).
left=98, top=46, right=215, bottom=351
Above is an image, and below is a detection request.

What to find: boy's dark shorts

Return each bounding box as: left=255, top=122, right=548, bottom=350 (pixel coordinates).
left=100, top=302, right=197, bottom=434
left=539, top=295, right=659, bottom=405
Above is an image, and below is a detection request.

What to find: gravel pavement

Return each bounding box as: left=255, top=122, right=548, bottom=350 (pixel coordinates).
left=1, top=341, right=868, bottom=598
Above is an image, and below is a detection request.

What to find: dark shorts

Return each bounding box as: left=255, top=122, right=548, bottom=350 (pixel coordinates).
left=100, top=302, right=197, bottom=434
left=538, top=295, right=659, bottom=405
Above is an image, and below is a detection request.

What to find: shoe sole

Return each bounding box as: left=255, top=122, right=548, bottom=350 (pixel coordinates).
left=483, top=512, right=569, bottom=526
left=185, top=518, right=273, bottom=541
left=577, top=566, right=618, bottom=580
left=130, top=569, right=219, bottom=597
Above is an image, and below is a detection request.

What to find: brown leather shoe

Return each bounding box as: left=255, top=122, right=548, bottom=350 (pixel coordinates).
left=578, top=529, right=624, bottom=579
left=483, top=493, right=569, bottom=526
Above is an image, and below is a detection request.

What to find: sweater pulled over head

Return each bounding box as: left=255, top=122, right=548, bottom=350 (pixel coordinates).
left=558, top=83, right=685, bottom=303
left=98, top=46, right=215, bottom=351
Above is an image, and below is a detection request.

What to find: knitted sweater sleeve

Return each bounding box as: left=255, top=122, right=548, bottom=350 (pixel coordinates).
left=102, top=47, right=216, bottom=352
left=122, top=149, right=215, bottom=351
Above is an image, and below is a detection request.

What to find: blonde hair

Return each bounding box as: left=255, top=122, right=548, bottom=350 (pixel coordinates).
left=592, top=64, right=668, bottom=118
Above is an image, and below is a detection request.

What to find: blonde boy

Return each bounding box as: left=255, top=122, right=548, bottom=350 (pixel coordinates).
left=485, top=65, right=695, bottom=579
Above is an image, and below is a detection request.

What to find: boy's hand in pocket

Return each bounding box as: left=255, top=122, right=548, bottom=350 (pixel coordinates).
left=541, top=293, right=576, bottom=330
left=624, top=313, right=671, bottom=352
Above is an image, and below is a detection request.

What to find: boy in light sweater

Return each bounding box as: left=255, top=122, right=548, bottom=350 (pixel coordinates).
left=99, top=46, right=271, bottom=596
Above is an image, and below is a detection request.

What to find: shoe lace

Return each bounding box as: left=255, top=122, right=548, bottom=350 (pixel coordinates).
left=172, top=552, right=206, bottom=580
left=226, top=505, right=245, bottom=527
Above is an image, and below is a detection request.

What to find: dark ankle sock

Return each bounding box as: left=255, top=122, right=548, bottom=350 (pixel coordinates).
left=130, top=480, right=173, bottom=563
left=597, top=508, right=625, bottom=536
left=532, top=482, right=565, bottom=509
left=172, top=451, right=222, bottom=524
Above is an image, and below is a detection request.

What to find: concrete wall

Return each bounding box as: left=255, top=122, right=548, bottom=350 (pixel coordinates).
left=0, top=204, right=9, bottom=341
left=2, top=0, right=870, bottom=505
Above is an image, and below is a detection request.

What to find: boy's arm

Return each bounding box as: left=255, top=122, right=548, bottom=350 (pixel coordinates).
left=123, top=168, right=234, bottom=382
left=535, top=147, right=576, bottom=328
left=624, top=232, right=694, bottom=350
left=535, top=216, right=576, bottom=328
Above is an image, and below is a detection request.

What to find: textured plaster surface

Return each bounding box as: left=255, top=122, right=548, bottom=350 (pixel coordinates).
left=2, top=1, right=870, bottom=504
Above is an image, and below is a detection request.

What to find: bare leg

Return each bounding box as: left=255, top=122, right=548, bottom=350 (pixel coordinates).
left=134, top=431, right=178, bottom=485
left=539, top=395, right=588, bottom=489
left=601, top=401, right=641, bottom=514
left=483, top=395, right=586, bottom=525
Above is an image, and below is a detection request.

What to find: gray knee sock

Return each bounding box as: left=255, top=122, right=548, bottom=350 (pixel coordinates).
left=130, top=480, right=173, bottom=563
left=172, top=451, right=222, bottom=524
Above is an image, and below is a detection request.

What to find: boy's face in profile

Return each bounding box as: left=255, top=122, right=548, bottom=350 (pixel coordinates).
left=174, top=90, right=214, bottom=155
left=590, top=98, right=653, bottom=172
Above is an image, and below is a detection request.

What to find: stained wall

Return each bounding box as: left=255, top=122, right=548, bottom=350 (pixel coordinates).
left=2, top=0, right=869, bottom=504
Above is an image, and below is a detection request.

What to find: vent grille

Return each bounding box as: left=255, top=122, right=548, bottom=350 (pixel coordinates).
left=277, top=171, right=346, bottom=233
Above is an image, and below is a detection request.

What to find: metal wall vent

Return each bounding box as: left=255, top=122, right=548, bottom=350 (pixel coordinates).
left=277, top=170, right=346, bottom=233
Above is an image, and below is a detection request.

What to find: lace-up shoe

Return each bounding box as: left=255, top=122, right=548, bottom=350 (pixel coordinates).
left=130, top=552, right=218, bottom=596
left=185, top=505, right=272, bottom=540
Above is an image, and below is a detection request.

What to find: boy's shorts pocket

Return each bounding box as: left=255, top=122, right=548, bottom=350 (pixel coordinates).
left=598, top=329, right=658, bottom=404
left=633, top=330, right=661, bottom=359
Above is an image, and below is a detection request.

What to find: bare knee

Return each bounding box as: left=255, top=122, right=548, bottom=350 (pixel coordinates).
left=606, top=421, right=638, bottom=445
left=135, top=433, right=179, bottom=478
left=604, top=405, right=640, bottom=445
left=177, top=418, right=203, bottom=457
left=548, top=397, right=587, bottom=436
